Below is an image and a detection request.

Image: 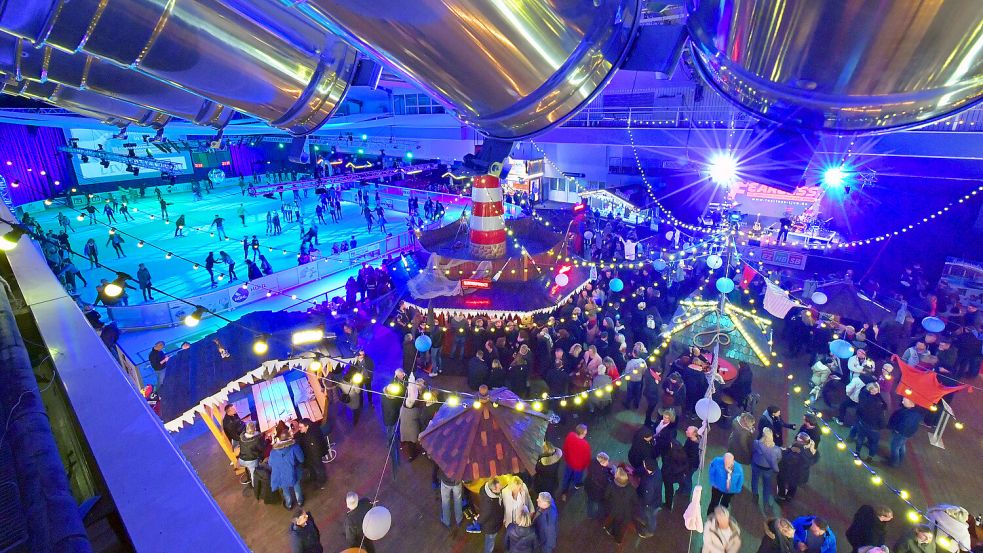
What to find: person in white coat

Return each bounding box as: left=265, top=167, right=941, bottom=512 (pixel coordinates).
left=702, top=506, right=742, bottom=553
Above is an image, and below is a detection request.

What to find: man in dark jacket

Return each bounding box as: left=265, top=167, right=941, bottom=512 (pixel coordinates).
left=584, top=452, right=613, bottom=519
left=534, top=492, right=558, bottom=553
left=296, top=419, right=328, bottom=487
left=237, top=422, right=267, bottom=487
left=222, top=404, right=246, bottom=447
left=288, top=509, right=322, bottom=553
left=640, top=366, right=662, bottom=426
left=759, top=406, right=796, bottom=447
left=344, top=492, right=374, bottom=553
left=636, top=458, right=662, bottom=538
left=350, top=350, right=376, bottom=406
left=603, top=469, right=637, bottom=544
left=845, top=504, right=893, bottom=553
left=888, top=397, right=925, bottom=467
left=467, top=349, right=489, bottom=390
left=852, top=383, right=887, bottom=461
left=475, top=478, right=505, bottom=553
left=627, top=426, right=655, bottom=473
left=381, top=370, right=407, bottom=472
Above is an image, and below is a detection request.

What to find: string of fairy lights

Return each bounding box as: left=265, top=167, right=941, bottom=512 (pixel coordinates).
left=533, top=123, right=983, bottom=250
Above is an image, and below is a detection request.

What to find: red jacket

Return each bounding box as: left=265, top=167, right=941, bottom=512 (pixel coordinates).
left=562, top=432, right=592, bottom=471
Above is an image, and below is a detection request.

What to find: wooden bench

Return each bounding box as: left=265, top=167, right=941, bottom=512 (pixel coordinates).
left=251, top=376, right=298, bottom=433
left=288, top=377, right=324, bottom=423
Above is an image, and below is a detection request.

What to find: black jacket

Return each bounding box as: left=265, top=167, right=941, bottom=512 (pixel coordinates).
left=382, top=379, right=407, bottom=426
left=756, top=518, right=794, bottom=553
left=478, top=485, right=505, bottom=534
left=604, top=482, right=637, bottom=521
left=627, top=429, right=655, bottom=470
left=856, top=391, right=888, bottom=430
left=238, top=433, right=267, bottom=462
left=504, top=524, right=538, bottom=553
left=637, top=467, right=663, bottom=508
left=222, top=413, right=245, bottom=443
left=296, top=424, right=328, bottom=464
left=289, top=518, right=323, bottom=553
left=584, top=460, right=612, bottom=501
left=467, top=356, right=489, bottom=390
left=845, top=505, right=889, bottom=549
left=344, top=498, right=373, bottom=547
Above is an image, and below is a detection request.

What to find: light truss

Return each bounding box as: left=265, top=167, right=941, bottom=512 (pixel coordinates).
left=247, top=162, right=440, bottom=196
left=57, top=146, right=181, bottom=174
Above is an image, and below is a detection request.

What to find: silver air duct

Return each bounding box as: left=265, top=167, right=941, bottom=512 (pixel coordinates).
left=8, top=77, right=172, bottom=129
left=284, top=0, right=641, bottom=139
left=2, top=0, right=361, bottom=135
left=687, top=0, right=983, bottom=133
left=0, top=34, right=233, bottom=128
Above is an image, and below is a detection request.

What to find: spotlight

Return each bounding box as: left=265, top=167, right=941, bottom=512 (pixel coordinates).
left=309, top=359, right=323, bottom=372
left=184, top=306, right=207, bottom=327
left=822, top=165, right=849, bottom=189
left=0, top=225, right=27, bottom=251
left=10, top=180, right=19, bottom=188
left=100, top=160, right=110, bottom=169
left=252, top=335, right=269, bottom=355
left=81, top=154, right=89, bottom=163
left=103, top=272, right=131, bottom=298
left=291, top=328, right=324, bottom=345
left=707, top=151, right=739, bottom=185
left=132, top=167, right=139, bottom=177
left=97, top=144, right=104, bottom=151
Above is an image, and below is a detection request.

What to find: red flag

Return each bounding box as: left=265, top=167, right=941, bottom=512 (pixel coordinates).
left=893, top=354, right=967, bottom=409
left=739, top=263, right=757, bottom=290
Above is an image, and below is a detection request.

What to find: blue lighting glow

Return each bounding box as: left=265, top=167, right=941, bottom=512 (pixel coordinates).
left=361, top=134, right=368, bottom=140
left=707, top=151, right=738, bottom=185
left=405, top=152, right=414, bottom=159
left=822, top=165, right=848, bottom=188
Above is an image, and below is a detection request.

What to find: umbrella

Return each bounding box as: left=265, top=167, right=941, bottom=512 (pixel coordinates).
left=808, top=281, right=891, bottom=324
left=419, top=387, right=550, bottom=481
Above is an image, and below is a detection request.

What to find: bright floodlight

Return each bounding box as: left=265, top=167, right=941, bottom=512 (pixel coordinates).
left=292, top=328, right=324, bottom=345
left=707, top=152, right=739, bottom=185
left=823, top=166, right=848, bottom=188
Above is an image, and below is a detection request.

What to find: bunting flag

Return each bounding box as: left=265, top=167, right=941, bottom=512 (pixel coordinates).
left=739, top=262, right=758, bottom=290
left=893, top=354, right=967, bottom=409
left=763, top=282, right=798, bottom=318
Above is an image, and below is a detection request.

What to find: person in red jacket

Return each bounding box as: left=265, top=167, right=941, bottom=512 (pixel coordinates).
left=560, top=424, right=591, bottom=501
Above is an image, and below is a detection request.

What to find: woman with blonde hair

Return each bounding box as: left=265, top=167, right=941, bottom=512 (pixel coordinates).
left=504, top=505, right=537, bottom=553
left=502, top=478, right=534, bottom=529
left=703, top=506, right=742, bottom=553
left=603, top=467, right=637, bottom=544
left=751, top=427, right=782, bottom=508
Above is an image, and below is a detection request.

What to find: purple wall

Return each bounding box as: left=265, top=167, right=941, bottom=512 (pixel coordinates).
left=0, top=124, right=76, bottom=206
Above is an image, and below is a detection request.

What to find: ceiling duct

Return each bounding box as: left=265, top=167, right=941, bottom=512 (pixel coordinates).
left=282, top=0, right=642, bottom=139
left=687, top=0, right=983, bottom=133
left=1, top=0, right=361, bottom=135
left=6, top=77, right=171, bottom=129
left=0, top=34, right=233, bottom=128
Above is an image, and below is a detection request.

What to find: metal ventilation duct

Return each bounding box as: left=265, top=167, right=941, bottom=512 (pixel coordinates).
left=6, top=77, right=172, bottom=129
left=0, top=34, right=233, bottom=128
left=687, top=0, right=983, bottom=133
left=283, top=0, right=641, bottom=139
left=1, top=0, right=361, bottom=135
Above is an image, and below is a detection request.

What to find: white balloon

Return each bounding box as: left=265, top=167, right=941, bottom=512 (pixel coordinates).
left=584, top=231, right=594, bottom=241
left=362, top=506, right=392, bottom=541
left=665, top=230, right=675, bottom=240
left=554, top=273, right=570, bottom=287
left=811, top=291, right=828, bottom=305
left=695, top=398, right=722, bottom=423
left=706, top=254, right=723, bottom=269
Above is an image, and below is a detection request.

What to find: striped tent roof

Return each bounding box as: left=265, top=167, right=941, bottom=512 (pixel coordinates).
left=419, top=388, right=550, bottom=482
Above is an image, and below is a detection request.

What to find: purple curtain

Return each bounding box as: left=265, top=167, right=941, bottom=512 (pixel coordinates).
left=228, top=144, right=266, bottom=176
left=0, top=123, right=76, bottom=206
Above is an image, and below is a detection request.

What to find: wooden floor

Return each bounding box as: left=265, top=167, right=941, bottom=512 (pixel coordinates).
left=179, top=325, right=983, bottom=552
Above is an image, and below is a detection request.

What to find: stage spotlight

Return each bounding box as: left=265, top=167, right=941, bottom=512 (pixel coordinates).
left=133, top=167, right=140, bottom=177
left=0, top=225, right=27, bottom=251
left=291, top=328, right=324, bottom=345
left=97, top=144, right=104, bottom=151
left=81, top=155, right=89, bottom=163
left=822, top=165, right=849, bottom=189
left=184, top=306, right=207, bottom=327
left=100, top=160, right=110, bottom=169
left=252, top=335, right=269, bottom=355
left=707, top=151, right=739, bottom=185
left=10, top=180, right=19, bottom=188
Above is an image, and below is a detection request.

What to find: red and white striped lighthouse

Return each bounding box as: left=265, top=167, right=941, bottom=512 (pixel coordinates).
left=469, top=174, right=507, bottom=259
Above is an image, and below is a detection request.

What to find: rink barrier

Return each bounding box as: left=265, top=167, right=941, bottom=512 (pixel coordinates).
left=104, top=230, right=421, bottom=330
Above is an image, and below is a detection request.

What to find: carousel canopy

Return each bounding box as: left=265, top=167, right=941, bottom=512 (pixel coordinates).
left=419, top=387, right=550, bottom=481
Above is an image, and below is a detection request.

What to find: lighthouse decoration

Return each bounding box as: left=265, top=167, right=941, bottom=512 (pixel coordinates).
left=469, top=173, right=507, bottom=259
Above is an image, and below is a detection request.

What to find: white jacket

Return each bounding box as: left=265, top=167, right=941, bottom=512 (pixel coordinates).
left=845, top=375, right=866, bottom=403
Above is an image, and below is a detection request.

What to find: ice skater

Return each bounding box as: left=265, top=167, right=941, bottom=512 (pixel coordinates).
left=106, top=232, right=126, bottom=258
left=57, top=212, right=74, bottom=232
left=219, top=251, right=238, bottom=280
left=210, top=214, right=227, bottom=241
left=205, top=252, right=217, bottom=287
left=250, top=236, right=260, bottom=261
left=83, top=238, right=99, bottom=268
left=85, top=204, right=98, bottom=225
left=159, top=197, right=169, bottom=221
left=119, top=201, right=134, bottom=221
left=236, top=204, right=247, bottom=226
left=174, top=214, right=186, bottom=237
